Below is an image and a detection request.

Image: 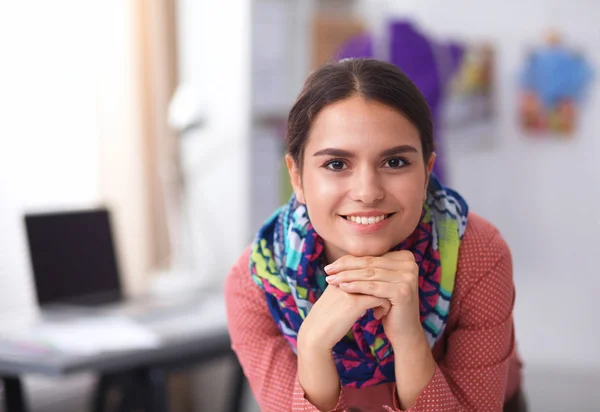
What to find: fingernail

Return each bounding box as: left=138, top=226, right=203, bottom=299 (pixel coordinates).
left=340, top=282, right=349, bottom=288
left=324, top=264, right=333, bottom=273
left=325, top=275, right=337, bottom=283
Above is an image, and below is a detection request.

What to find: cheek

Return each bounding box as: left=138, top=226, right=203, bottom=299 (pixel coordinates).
left=386, top=183, right=426, bottom=227
left=302, top=173, right=343, bottom=232
left=302, top=171, right=343, bottom=201
left=388, top=175, right=425, bottom=200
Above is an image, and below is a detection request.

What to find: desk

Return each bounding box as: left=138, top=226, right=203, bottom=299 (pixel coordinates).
left=0, top=293, right=245, bottom=412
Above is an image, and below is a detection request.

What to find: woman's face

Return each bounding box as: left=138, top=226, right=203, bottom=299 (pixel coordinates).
left=286, top=96, right=435, bottom=264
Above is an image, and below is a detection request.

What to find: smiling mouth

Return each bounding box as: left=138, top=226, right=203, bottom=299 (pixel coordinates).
left=341, top=213, right=395, bottom=225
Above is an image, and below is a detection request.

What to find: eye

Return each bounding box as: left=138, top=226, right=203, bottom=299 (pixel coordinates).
left=324, top=160, right=347, bottom=171
left=384, top=157, right=408, bottom=169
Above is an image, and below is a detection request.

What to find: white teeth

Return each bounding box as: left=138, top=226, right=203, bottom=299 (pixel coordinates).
left=346, top=215, right=387, bottom=225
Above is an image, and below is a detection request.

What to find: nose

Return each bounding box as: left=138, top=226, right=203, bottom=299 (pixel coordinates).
left=349, top=166, right=384, bottom=205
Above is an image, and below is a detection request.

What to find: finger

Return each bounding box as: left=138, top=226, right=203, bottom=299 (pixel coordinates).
left=326, top=268, right=399, bottom=285
left=326, top=265, right=418, bottom=285
left=340, top=280, right=415, bottom=301
left=325, top=254, right=411, bottom=274
left=324, top=255, right=383, bottom=274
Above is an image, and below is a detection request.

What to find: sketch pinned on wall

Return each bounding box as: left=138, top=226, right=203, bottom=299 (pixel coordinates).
left=442, top=42, right=497, bottom=152
left=518, top=31, right=593, bottom=137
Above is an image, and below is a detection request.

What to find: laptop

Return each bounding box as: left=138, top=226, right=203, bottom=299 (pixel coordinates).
left=24, top=208, right=199, bottom=321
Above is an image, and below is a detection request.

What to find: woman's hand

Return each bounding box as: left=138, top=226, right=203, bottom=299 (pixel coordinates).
left=297, top=281, right=391, bottom=351
left=296, top=281, right=392, bottom=411
left=324, top=251, right=437, bottom=408
left=324, top=250, right=423, bottom=346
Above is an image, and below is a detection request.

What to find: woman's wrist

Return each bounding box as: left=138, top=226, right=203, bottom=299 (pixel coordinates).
left=297, top=334, right=337, bottom=385
left=298, top=322, right=335, bottom=353
left=387, top=319, right=426, bottom=350
left=297, top=335, right=335, bottom=368
left=391, top=328, right=436, bottom=410
left=390, top=327, right=434, bottom=370
left=297, top=339, right=341, bottom=411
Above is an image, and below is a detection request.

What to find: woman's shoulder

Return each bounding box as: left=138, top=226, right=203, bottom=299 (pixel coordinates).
left=461, top=211, right=506, bottom=243
left=455, top=212, right=513, bottom=293
left=232, top=245, right=253, bottom=274
left=225, top=245, right=254, bottom=295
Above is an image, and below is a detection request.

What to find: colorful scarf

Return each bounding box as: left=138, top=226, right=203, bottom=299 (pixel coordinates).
left=250, top=174, right=468, bottom=388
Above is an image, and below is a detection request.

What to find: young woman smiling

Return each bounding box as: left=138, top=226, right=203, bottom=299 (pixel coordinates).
left=225, top=58, right=526, bottom=412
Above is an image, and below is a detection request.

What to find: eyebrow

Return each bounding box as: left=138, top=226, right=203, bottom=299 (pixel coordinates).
left=312, top=145, right=419, bottom=158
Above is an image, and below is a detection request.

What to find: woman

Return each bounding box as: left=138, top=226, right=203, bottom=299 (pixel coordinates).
left=225, top=58, right=525, bottom=411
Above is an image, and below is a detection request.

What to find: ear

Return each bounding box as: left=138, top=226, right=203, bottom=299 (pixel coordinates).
left=426, top=152, right=436, bottom=181
left=424, top=152, right=436, bottom=198
left=285, top=154, right=306, bottom=204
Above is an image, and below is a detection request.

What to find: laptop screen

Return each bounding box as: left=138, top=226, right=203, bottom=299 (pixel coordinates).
left=24, top=208, right=123, bottom=306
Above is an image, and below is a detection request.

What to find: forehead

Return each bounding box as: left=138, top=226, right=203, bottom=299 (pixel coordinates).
left=306, top=96, right=422, bottom=153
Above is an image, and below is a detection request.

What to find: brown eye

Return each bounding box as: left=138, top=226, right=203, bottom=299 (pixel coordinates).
left=385, top=158, right=407, bottom=169
left=325, top=160, right=346, bottom=171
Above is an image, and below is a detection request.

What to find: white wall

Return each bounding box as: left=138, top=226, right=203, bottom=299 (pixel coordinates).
left=356, top=0, right=600, bottom=375
left=0, top=1, right=100, bottom=317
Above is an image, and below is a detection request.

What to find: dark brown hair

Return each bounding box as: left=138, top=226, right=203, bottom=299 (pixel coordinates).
left=286, top=58, right=434, bottom=170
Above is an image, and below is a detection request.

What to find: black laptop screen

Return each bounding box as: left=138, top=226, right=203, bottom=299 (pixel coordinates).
left=24, top=208, right=123, bottom=306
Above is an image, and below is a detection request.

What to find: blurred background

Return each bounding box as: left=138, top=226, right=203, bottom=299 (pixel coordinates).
left=0, top=0, right=599, bottom=411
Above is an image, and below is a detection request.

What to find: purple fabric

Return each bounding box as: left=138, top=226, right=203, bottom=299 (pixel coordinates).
left=389, top=21, right=464, bottom=183
left=336, top=32, right=375, bottom=60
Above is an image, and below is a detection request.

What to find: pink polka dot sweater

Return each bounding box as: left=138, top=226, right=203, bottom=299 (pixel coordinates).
left=225, top=212, right=523, bottom=411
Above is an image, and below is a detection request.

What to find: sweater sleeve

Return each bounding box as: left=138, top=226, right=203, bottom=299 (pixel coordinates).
left=386, top=232, right=516, bottom=412
left=225, top=247, right=349, bottom=412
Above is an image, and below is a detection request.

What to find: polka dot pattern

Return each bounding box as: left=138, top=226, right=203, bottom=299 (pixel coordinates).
left=225, top=212, right=522, bottom=411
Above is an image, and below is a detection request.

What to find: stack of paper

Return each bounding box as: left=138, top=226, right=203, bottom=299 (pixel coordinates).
left=35, top=317, right=161, bottom=355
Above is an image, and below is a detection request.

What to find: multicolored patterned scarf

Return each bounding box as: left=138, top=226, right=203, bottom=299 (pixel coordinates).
left=249, top=174, right=468, bottom=388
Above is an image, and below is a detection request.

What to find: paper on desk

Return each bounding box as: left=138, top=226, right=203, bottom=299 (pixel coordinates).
left=35, top=317, right=161, bottom=355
